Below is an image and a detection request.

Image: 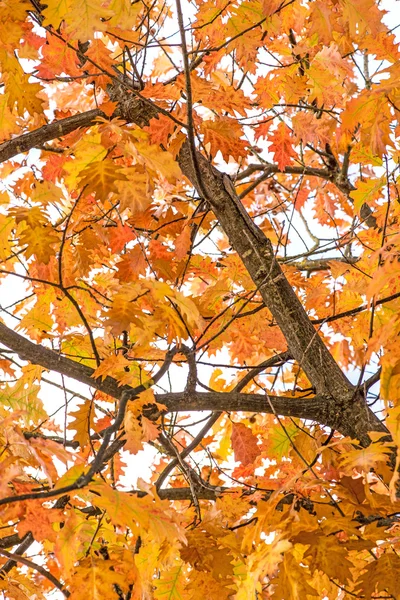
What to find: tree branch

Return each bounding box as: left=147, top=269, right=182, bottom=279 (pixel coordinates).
left=0, top=532, right=34, bottom=575
left=0, top=547, right=70, bottom=597
left=0, top=109, right=102, bottom=163
left=0, top=321, right=379, bottom=437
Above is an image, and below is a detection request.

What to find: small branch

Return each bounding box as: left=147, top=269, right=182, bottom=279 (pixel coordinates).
left=23, top=431, right=79, bottom=448
left=154, top=485, right=230, bottom=501
left=234, top=351, right=291, bottom=392
left=236, top=161, right=356, bottom=197
left=158, top=432, right=202, bottom=521
left=312, top=291, right=400, bottom=325
left=0, top=547, right=70, bottom=597
left=156, top=411, right=222, bottom=491
left=0, top=532, right=34, bottom=575
left=283, top=256, right=359, bottom=272
left=364, top=368, right=381, bottom=391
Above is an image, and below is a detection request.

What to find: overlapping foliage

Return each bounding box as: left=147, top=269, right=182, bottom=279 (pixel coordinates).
left=0, top=0, right=400, bottom=598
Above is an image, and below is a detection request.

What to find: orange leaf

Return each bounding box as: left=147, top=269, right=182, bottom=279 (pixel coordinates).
left=201, top=118, right=248, bottom=162
left=268, top=122, right=297, bottom=170
left=67, top=400, right=95, bottom=448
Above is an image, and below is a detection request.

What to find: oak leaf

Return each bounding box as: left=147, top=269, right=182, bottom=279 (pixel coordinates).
left=67, top=400, right=95, bottom=448
left=78, top=159, right=128, bottom=198
left=231, top=422, right=261, bottom=466
left=201, top=118, right=248, bottom=162
left=268, top=122, right=297, bottom=170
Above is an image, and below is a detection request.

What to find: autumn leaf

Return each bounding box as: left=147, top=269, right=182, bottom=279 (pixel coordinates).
left=78, top=159, right=128, bottom=198
left=268, top=122, right=297, bottom=170
left=271, top=550, right=318, bottom=599
left=115, top=165, right=154, bottom=213
left=356, top=551, right=400, bottom=598
left=154, top=563, right=186, bottom=600
left=0, top=94, right=20, bottom=142
left=36, top=32, right=81, bottom=79
left=67, top=557, right=129, bottom=599
left=133, top=141, right=182, bottom=182
left=350, top=177, right=385, bottom=213
left=301, top=532, right=353, bottom=583
left=201, top=118, right=248, bottom=162
left=231, top=422, right=261, bottom=466
left=67, top=400, right=95, bottom=448
left=4, top=71, right=44, bottom=116
left=65, top=0, right=114, bottom=41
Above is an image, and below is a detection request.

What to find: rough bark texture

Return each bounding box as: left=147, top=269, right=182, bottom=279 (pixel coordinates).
left=0, top=110, right=102, bottom=163
left=175, top=146, right=386, bottom=442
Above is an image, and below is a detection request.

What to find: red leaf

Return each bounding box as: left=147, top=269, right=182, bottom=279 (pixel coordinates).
left=231, top=422, right=261, bottom=466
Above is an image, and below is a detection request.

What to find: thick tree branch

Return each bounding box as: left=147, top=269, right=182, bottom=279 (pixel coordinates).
left=236, top=161, right=356, bottom=196
left=0, top=322, right=382, bottom=437
left=176, top=144, right=387, bottom=441
left=0, top=110, right=102, bottom=163
left=156, top=486, right=229, bottom=501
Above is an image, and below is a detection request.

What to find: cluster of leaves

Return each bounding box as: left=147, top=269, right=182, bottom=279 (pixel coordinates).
left=0, top=0, right=400, bottom=598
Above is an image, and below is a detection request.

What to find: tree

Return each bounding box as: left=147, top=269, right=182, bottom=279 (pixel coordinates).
left=0, top=0, right=400, bottom=597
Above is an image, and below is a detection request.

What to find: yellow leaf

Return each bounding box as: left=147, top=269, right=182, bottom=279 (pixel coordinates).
left=4, top=71, right=44, bottom=117
left=108, top=0, right=141, bottom=29
left=350, top=177, right=385, bottom=213
left=42, top=0, right=70, bottom=29
left=67, top=400, right=95, bottom=448
left=18, top=292, right=55, bottom=341
left=63, top=132, right=107, bottom=188
left=78, top=159, right=128, bottom=199
left=209, top=368, right=227, bottom=392
left=134, top=141, right=182, bottom=182
left=302, top=533, right=353, bottom=583
left=154, top=563, right=186, bottom=600
left=338, top=441, right=391, bottom=472
left=30, top=180, right=63, bottom=206
left=92, top=354, right=131, bottom=381
left=54, top=510, right=91, bottom=577
left=234, top=536, right=292, bottom=599
left=66, top=0, right=114, bottom=41
left=386, top=404, right=400, bottom=447
left=89, top=481, right=186, bottom=543
left=0, top=214, right=15, bottom=261
left=66, top=556, right=129, bottom=599
left=115, top=165, right=154, bottom=213
left=0, top=94, right=20, bottom=142
left=380, top=352, right=400, bottom=403
left=55, top=464, right=89, bottom=489
left=272, top=550, right=318, bottom=599
left=0, top=579, right=35, bottom=600
left=19, top=225, right=59, bottom=264
left=124, top=408, right=145, bottom=454
left=104, top=283, right=144, bottom=335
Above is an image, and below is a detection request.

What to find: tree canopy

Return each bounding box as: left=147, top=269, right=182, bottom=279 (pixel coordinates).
left=0, top=0, right=400, bottom=598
